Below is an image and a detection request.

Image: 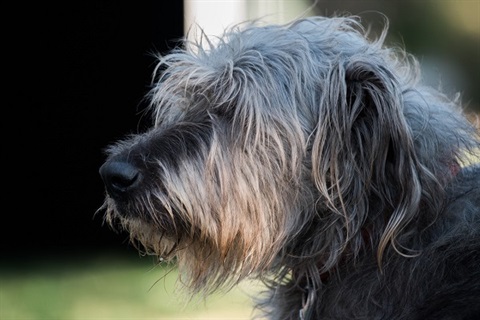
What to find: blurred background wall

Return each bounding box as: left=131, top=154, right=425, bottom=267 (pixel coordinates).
left=4, top=0, right=478, bottom=261
left=184, top=0, right=479, bottom=112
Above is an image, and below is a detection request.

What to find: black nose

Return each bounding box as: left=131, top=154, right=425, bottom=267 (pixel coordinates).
left=99, top=160, right=142, bottom=199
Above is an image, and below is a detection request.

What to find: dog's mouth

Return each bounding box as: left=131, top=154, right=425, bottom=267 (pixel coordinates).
left=102, top=189, right=187, bottom=237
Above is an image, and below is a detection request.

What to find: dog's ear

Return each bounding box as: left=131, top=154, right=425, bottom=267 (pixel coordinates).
left=311, top=56, right=422, bottom=264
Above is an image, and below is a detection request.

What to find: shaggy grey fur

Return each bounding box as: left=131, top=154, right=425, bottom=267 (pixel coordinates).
left=99, top=16, right=480, bottom=319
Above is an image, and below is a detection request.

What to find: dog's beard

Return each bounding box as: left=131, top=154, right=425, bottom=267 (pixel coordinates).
left=99, top=156, right=300, bottom=295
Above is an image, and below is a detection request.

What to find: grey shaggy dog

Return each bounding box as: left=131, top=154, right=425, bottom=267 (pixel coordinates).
left=98, top=16, right=480, bottom=319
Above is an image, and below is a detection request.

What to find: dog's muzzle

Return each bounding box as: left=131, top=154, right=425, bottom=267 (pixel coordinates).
left=99, top=160, right=142, bottom=199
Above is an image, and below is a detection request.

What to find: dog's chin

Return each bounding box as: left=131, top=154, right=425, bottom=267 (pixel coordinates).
left=109, top=213, right=181, bottom=258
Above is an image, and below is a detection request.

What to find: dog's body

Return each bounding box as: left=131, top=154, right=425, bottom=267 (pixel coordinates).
left=99, top=16, right=480, bottom=319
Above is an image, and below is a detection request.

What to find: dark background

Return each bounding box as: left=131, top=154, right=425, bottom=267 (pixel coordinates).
left=4, top=1, right=478, bottom=261
left=5, top=2, right=184, bottom=259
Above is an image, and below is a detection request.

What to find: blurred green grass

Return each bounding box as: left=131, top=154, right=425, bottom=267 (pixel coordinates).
left=0, top=252, right=263, bottom=320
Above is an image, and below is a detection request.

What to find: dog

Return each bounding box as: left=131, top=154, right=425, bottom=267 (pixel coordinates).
left=98, top=16, right=480, bottom=319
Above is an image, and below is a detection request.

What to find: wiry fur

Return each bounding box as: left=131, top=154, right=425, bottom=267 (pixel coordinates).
left=98, top=16, right=480, bottom=319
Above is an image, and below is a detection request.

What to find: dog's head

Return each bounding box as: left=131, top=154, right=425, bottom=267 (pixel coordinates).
left=99, top=16, right=478, bottom=293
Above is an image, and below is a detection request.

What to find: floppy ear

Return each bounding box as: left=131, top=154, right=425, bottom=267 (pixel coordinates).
left=311, top=56, right=422, bottom=265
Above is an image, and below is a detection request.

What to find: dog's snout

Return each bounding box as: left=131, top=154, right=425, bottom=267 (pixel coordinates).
left=99, top=160, right=142, bottom=198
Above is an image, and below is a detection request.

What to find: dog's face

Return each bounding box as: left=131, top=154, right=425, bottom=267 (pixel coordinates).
left=98, top=17, right=465, bottom=293
left=99, top=25, right=316, bottom=289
